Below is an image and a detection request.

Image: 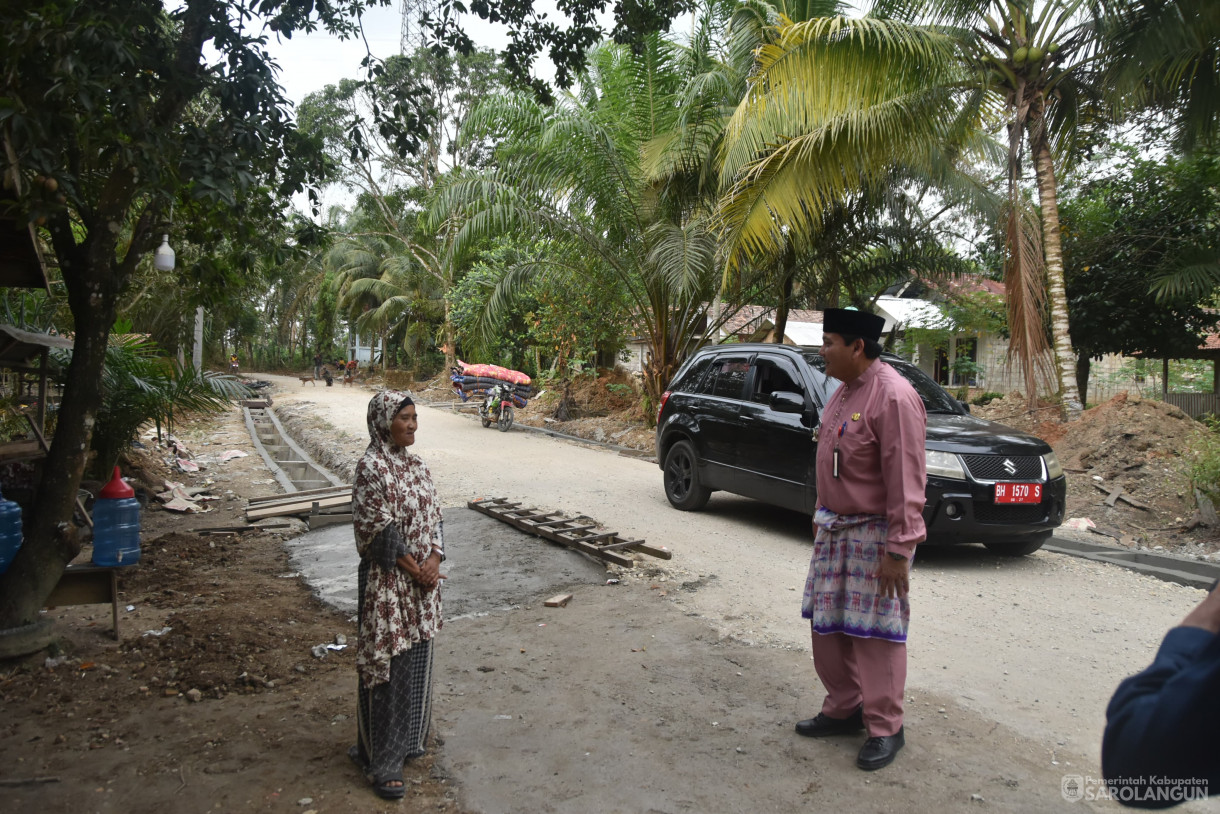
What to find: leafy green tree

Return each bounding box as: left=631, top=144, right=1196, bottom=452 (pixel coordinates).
left=1102, top=0, right=1220, bottom=152
left=435, top=35, right=749, bottom=406
left=1061, top=144, right=1220, bottom=403
left=298, top=49, right=510, bottom=371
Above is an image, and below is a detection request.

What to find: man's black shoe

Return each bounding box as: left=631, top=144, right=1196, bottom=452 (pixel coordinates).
left=794, top=706, right=865, bottom=738
left=856, top=727, right=905, bottom=770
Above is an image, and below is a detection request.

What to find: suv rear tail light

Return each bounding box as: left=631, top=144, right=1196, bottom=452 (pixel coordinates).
left=657, top=391, right=672, bottom=424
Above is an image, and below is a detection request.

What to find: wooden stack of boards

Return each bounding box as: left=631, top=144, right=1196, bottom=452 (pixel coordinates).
left=245, top=484, right=352, bottom=528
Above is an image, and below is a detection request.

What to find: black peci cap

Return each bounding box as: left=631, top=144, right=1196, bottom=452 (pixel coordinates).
left=823, top=308, right=885, bottom=342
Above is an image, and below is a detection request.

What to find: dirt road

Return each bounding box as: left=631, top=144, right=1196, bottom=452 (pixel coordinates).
left=264, top=375, right=1210, bottom=812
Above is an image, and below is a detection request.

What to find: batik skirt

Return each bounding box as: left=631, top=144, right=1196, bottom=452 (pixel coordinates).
left=800, top=506, right=910, bottom=642
left=355, top=558, right=436, bottom=780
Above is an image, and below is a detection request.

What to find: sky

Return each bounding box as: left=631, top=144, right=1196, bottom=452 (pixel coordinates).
left=263, top=1, right=638, bottom=214
left=267, top=2, right=585, bottom=108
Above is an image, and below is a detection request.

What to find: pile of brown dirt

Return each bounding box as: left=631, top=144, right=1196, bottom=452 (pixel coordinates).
left=970, top=392, right=1065, bottom=439
left=981, top=391, right=1219, bottom=551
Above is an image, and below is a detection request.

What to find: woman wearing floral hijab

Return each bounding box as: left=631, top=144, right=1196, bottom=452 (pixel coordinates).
left=348, top=391, right=445, bottom=800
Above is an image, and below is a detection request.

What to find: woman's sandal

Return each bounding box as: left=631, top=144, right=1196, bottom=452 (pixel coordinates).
left=371, top=775, right=406, bottom=800
left=348, top=745, right=405, bottom=800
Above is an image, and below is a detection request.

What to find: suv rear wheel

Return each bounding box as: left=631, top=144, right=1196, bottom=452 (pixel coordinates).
left=983, top=534, right=1050, bottom=556
left=663, top=440, right=711, bottom=511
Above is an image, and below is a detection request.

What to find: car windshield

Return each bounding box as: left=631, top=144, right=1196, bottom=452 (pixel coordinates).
left=801, top=351, right=963, bottom=415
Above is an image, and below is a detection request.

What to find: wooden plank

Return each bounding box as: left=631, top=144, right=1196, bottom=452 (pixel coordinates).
left=622, top=542, right=672, bottom=560
left=1117, top=492, right=1150, bottom=511
left=543, top=593, right=573, bottom=608
left=246, top=485, right=351, bottom=507
left=246, top=494, right=351, bottom=520
left=596, top=537, right=644, bottom=550
left=1092, top=482, right=1151, bottom=511
left=528, top=516, right=584, bottom=528
left=548, top=523, right=597, bottom=535
left=193, top=523, right=292, bottom=535
left=569, top=531, right=618, bottom=545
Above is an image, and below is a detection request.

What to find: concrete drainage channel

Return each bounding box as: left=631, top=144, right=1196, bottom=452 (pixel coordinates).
left=242, top=402, right=345, bottom=494
left=1044, top=537, right=1219, bottom=590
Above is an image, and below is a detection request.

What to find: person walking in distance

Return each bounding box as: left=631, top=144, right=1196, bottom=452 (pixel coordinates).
left=795, top=308, right=927, bottom=771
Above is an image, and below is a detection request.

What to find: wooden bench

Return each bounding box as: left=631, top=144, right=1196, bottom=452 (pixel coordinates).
left=45, top=563, right=124, bottom=641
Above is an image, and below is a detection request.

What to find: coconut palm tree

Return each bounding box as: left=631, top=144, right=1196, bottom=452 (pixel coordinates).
left=720, top=2, right=1111, bottom=416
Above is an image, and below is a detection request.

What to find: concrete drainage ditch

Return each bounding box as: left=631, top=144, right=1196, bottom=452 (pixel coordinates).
left=242, top=402, right=345, bottom=494
left=1044, top=536, right=1219, bottom=590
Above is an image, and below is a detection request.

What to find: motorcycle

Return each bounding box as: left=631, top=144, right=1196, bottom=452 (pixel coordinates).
left=479, top=381, right=515, bottom=432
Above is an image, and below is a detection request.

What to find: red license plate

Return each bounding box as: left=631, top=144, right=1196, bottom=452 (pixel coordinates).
left=994, top=483, right=1042, bottom=504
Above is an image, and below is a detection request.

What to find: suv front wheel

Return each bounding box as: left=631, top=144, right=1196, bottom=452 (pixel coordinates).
left=663, top=439, right=711, bottom=511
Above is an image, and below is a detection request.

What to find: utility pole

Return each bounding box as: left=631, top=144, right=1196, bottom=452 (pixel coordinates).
left=192, top=306, right=204, bottom=372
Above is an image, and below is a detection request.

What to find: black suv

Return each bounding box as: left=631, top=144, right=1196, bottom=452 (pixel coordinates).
left=655, top=343, right=1066, bottom=555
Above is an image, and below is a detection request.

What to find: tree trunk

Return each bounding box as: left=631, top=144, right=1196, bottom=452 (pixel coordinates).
left=0, top=232, right=122, bottom=628
left=773, top=273, right=793, bottom=344
left=1031, top=132, right=1083, bottom=419
left=1076, top=353, right=1091, bottom=407
left=442, top=295, right=456, bottom=371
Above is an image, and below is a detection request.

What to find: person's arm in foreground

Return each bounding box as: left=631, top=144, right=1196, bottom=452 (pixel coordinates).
left=1102, top=584, right=1220, bottom=808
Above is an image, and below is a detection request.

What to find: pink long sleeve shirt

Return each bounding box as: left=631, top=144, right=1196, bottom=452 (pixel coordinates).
left=815, top=360, right=928, bottom=557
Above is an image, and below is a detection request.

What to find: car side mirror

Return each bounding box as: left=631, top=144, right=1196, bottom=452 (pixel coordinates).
left=769, top=391, right=806, bottom=413
left=957, top=399, right=972, bottom=414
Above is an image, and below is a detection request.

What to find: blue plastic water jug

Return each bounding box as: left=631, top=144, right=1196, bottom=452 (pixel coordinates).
left=0, top=485, right=22, bottom=575
left=92, top=466, right=141, bottom=566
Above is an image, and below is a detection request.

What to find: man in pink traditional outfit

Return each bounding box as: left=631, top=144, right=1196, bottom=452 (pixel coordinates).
left=795, top=308, right=927, bottom=771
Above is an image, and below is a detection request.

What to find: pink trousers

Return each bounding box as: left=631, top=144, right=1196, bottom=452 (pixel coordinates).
left=811, top=628, right=906, bottom=736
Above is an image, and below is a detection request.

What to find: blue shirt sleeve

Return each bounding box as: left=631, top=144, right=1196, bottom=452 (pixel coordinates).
left=1102, top=626, right=1220, bottom=808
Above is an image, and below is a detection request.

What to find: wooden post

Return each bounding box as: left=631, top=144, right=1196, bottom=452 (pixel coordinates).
left=36, top=348, right=47, bottom=434
left=1163, top=358, right=1169, bottom=399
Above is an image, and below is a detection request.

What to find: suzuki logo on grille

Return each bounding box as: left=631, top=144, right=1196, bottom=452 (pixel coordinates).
left=1002, top=458, right=1017, bottom=476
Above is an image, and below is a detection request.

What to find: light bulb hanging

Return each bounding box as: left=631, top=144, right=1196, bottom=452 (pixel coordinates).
left=153, top=233, right=175, bottom=272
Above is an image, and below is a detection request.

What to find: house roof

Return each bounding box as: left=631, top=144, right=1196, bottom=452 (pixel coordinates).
left=874, top=296, right=951, bottom=331
left=938, top=275, right=1006, bottom=298
left=720, top=304, right=823, bottom=336
left=0, top=324, right=72, bottom=371
left=780, top=321, right=823, bottom=345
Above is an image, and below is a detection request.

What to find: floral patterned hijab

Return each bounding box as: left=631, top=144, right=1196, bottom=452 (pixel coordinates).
left=352, top=390, right=437, bottom=557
